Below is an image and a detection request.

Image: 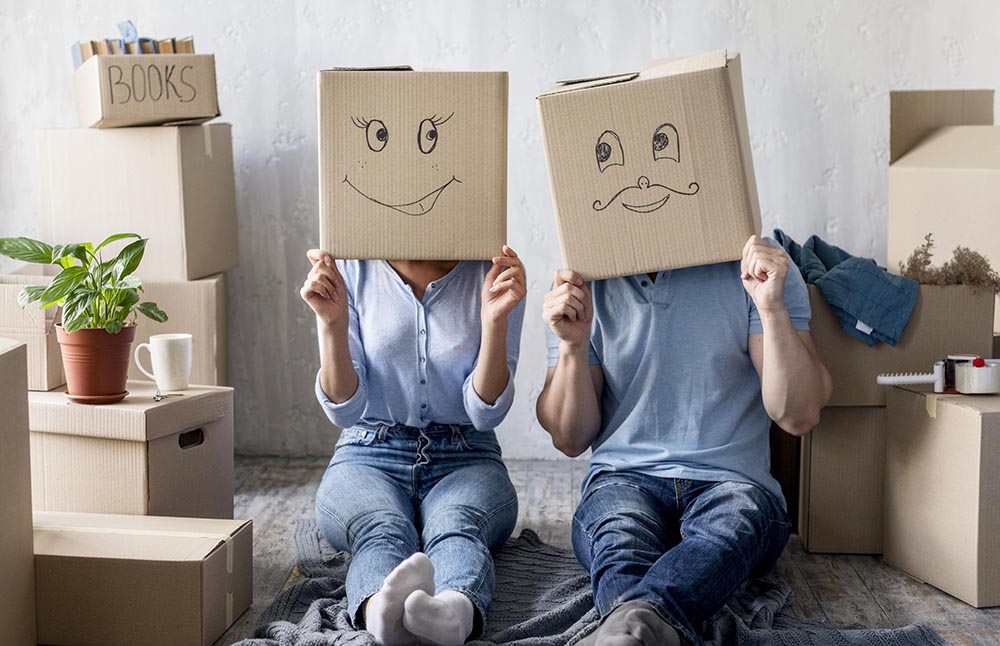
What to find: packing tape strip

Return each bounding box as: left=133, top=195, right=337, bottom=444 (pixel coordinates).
left=204, top=126, right=214, bottom=159
left=926, top=395, right=937, bottom=419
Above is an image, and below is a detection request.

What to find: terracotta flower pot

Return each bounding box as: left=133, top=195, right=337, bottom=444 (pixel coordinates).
left=56, top=323, right=136, bottom=404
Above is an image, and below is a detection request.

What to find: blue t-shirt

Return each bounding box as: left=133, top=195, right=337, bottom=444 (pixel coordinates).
left=545, top=255, right=810, bottom=507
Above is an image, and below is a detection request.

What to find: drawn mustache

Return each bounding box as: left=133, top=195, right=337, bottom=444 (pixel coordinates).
left=592, top=180, right=701, bottom=211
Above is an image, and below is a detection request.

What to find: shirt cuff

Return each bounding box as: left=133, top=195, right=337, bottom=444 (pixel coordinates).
left=315, top=369, right=366, bottom=428
left=464, top=372, right=515, bottom=431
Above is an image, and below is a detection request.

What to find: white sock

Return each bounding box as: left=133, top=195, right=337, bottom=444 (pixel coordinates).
left=365, top=553, right=435, bottom=645
left=403, top=589, right=475, bottom=646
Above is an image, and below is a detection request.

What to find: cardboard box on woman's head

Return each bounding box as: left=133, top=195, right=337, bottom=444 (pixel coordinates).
left=537, top=50, right=761, bottom=281
left=318, top=67, right=507, bottom=261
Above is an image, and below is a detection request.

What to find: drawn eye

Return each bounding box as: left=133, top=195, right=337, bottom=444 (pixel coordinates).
left=595, top=130, right=624, bottom=173
left=418, top=119, right=438, bottom=154
left=652, top=123, right=679, bottom=162
left=366, top=119, right=388, bottom=152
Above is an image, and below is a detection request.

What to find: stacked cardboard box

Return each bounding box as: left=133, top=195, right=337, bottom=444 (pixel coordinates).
left=0, top=271, right=65, bottom=391
left=798, top=284, right=994, bottom=553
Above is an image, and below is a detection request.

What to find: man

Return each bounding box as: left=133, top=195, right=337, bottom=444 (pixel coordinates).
left=537, top=235, right=832, bottom=646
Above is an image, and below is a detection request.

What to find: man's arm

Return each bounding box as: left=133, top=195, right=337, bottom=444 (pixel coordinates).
left=535, top=269, right=604, bottom=457
left=742, top=236, right=832, bottom=436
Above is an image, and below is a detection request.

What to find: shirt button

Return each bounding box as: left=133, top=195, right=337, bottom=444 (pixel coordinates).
left=429, top=282, right=436, bottom=289
left=641, top=280, right=648, bottom=287
left=420, top=379, right=426, bottom=385
left=420, top=329, right=426, bottom=335
left=421, top=403, right=427, bottom=409
left=420, top=356, right=425, bottom=362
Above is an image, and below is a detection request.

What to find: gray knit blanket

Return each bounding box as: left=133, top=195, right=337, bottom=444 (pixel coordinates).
left=233, top=521, right=945, bottom=646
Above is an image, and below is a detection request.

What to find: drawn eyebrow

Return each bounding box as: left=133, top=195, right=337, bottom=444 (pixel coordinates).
left=430, top=112, right=454, bottom=126
left=350, top=116, right=371, bottom=129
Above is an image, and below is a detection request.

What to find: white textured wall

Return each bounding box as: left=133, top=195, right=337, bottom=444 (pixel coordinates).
left=2, top=0, right=998, bottom=457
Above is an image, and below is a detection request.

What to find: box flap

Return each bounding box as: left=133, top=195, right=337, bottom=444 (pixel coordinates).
left=325, top=65, right=413, bottom=72
left=893, top=385, right=1000, bottom=415
left=33, top=511, right=248, bottom=561
left=29, top=381, right=233, bottom=442
left=1, top=271, right=58, bottom=331
left=889, top=90, right=994, bottom=164
left=891, top=125, right=1000, bottom=170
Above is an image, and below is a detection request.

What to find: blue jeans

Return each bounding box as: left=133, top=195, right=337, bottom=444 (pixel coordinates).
left=315, top=422, right=518, bottom=636
left=572, top=471, right=790, bottom=645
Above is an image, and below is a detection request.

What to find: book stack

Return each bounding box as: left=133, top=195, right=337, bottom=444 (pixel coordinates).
left=0, top=23, right=251, bottom=645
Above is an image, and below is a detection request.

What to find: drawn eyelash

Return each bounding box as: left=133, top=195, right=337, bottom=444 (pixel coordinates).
left=351, top=116, right=371, bottom=129
left=430, top=112, right=454, bottom=126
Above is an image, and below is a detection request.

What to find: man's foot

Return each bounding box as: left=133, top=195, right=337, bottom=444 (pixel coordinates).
left=576, top=600, right=680, bottom=646
left=403, top=589, right=475, bottom=646
left=365, top=553, right=435, bottom=645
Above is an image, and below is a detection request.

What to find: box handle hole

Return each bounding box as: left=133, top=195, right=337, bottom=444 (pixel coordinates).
left=179, top=428, right=205, bottom=450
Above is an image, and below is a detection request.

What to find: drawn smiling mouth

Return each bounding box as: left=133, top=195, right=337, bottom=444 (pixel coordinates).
left=344, top=175, right=461, bottom=217
left=593, top=177, right=700, bottom=214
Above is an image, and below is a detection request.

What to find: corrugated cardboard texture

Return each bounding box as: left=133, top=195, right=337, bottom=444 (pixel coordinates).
left=809, top=284, right=994, bottom=407
left=537, top=50, right=760, bottom=280
left=0, top=340, right=37, bottom=646
left=885, top=386, right=1000, bottom=607
left=75, top=54, right=220, bottom=128
left=888, top=90, right=993, bottom=164
left=0, top=271, right=65, bottom=390
left=38, top=124, right=238, bottom=280
left=798, top=406, right=885, bottom=554
left=318, top=69, right=507, bottom=261
left=29, top=381, right=234, bottom=518
left=34, top=511, right=251, bottom=646
left=138, top=274, right=228, bottom=385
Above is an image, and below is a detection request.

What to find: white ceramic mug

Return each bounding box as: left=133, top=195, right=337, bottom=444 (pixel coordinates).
left=134, top=333, right=193, bottom=391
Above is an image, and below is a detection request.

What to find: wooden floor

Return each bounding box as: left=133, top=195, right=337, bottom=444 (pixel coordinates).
left=219, top=457, right=1000, bottom=645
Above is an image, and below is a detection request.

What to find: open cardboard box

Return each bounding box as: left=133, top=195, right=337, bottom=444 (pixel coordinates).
left=318, top=66, right=507, bottom=261
left=38, top=124, right=238, bottom=280
left=34, top=511, right=251, bottom=646
left=29, top=381, right=235, bottom=518
left=537, top=50, right=760, bottom=280
left=75, top=54, right=220, bottom=128
left=0, top=269, right=65, bottom=391
left=0, top=339, right=36, bottom=646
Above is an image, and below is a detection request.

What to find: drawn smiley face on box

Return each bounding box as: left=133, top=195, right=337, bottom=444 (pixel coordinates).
left=319, top=69, right=507, bottom=261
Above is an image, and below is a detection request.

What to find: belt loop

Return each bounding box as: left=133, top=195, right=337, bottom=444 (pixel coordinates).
left=377, top=424, right=388, bottom=441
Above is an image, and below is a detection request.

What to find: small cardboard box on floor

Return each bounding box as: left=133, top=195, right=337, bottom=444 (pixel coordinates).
left=886, top=90, right=1000, bottom=332
left=38, top=123, right=238, bottom=280
left=318, top=66, right=507, bottom=260
left=537, top=50, right=760, bottom=280
left=0, top=270, right=64, bottom=390
left=34, top=511, right=251, bottom=646
left=0, top=339, right=37, bottom=646
left=29, top=381, right=235, bottom=518
left=884, top=386, right=1000, bottom=608
left=75, top=54, right=220, bottom=128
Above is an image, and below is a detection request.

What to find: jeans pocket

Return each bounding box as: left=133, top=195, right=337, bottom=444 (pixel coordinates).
left=336, top=426, right=381, bottom=448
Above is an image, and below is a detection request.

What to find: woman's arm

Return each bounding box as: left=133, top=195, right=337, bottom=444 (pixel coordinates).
left=472, top=245, right=526, bottom=404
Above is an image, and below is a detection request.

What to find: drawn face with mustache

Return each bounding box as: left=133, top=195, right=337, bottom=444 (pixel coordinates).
left=591, top=123, right=701, bottom=213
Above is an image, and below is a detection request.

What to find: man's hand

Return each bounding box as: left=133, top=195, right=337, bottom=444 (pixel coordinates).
left=542, top=269, right=593, bottom=347
left=482, top=245, right=526, bottom=326
left=301, top=249, right=349, bottom=326
left=740, top=235, right=789, bottom=314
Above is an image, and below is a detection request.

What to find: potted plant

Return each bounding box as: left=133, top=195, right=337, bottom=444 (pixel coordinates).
left=0, top=234, right=167, bottom=404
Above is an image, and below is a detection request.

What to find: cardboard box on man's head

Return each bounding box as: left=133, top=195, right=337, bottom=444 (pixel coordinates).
left=538, top=50, right=761, bottom=281
left=318, top=67, right=507, bottom=261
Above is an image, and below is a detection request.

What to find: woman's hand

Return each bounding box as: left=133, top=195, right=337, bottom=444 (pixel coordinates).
left=301, top=249, right=349, bottom=327
left=542, top=269, right=593, bottom=348
left=481, top=245, right=526, bottom=326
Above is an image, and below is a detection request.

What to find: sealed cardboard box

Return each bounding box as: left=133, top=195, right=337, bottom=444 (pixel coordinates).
left=138, top=274, right=228, bottom=385
left=38, top=124, right=238, bottom=280
left=0, top=270, right=64, bottom=390
left=885, top=386, right=1000, bottom=607
left=29, top=381, right=234, bottom=518
left=798, top=406, right=885, bottom=554
left=75, top=54, right=220, bottom=128
left=809, top=284, right=994, bottom=407
left=886, top=90, right=1000, bottom=332
left=0, top=339, right=37, bottom=646
left=537, top=50, right=760, bottom=280
left=34, top=511, right=251, bottom=646
left=318, top=67, right=507, bottom=261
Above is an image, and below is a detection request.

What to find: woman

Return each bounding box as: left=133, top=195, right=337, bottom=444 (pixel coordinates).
left=302, top=245, right=525, bottom=646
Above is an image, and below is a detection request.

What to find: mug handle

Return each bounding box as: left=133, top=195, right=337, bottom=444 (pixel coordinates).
left=134, top=343, right=156, bottom=381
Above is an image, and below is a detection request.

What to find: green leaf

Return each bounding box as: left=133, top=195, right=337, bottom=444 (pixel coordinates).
left=63, top=315, right=93, bottom=334
left=17, top=285, right=47, bottom=308
left=38, top=266, right=88, bottom=308
left=0, top=237, right=53, bottom=264
left=95, top=233, right=140, bottom=253
left=112, top=238, right=148, bottom=280
left=104, top=320, right=123, bottom=334
left=137, top=301, right=168, bottom=323
left=54, top=243, right=91, bottom=267
left=117, top=275, right=142, bottom=290
left=116, top=288, right=140, bottom=311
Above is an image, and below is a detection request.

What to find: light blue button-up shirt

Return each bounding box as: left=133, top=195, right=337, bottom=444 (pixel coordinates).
left=545, top=256, right=810, bottom=506
left=317, top=259, right=524, bottom=431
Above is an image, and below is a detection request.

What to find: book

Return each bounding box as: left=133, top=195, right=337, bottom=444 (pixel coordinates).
left=71, top=40, right=95, bottom=69
left=157, top=38, right=175, bottom=53
left=108, top=38, right=125, bottom=54
left=92, top=39, right=110, bottom=56
left=174, top=36, right=195, bottom=53
left=138, top=38, right=158, bottom=53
